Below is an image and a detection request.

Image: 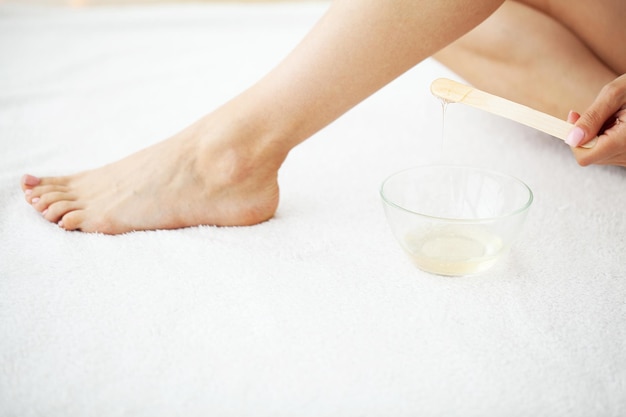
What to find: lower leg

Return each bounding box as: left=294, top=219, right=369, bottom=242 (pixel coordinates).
left=22, top=0, right=506, bottom=234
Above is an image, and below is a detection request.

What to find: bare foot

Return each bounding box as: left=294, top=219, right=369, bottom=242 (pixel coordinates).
left=21, top=114, right=284, bottom=234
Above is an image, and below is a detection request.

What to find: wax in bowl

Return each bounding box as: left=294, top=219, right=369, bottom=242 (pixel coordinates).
left=380, top=165, right=533, bottom=276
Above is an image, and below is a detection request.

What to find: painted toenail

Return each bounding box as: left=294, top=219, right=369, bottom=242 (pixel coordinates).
left=22, top=174, right=41, bottom=186
left=58, top=221, right=64, bottom=228
left=42, top=209, right=48, bottom=217
left=25, top=189, right=32, bottom=196
left=32, top=197, right=40, bottom=204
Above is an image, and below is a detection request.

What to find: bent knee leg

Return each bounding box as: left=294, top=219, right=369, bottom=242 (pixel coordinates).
left=434, top=1, right=617, bottom=117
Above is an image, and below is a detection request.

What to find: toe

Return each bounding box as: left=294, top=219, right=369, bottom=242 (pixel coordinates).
left=21, top=174, right=41, bottom=191
left=40, top=176, right=73, bottom=187
left=43, top=200, right=82, bottom=223
left=59, top=210, right=85, bottom=231
left=32, top=191, right=76, bottom=213
left=25, top=184, right=70, bottom=203
left=22, top=174, right=72, bottom=191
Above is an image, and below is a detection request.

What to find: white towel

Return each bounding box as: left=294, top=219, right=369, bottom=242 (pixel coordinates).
left=1, top=2, right=625, bottom=416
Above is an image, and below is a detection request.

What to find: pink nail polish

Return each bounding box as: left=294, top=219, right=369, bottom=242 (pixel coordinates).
left=565, top=127, right=585, bottom=147
left=22, top=174, right=41, bottom=186
left=58, top=221, right=64, bottom=228
left=32, top=197, right=40, bottom=204
left=42, top=209, right=48, bottom=217
left=25, top=189, right=32, bottom=196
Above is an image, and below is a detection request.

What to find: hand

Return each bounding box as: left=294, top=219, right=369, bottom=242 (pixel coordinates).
left=565, top=74, right=626, bottom=167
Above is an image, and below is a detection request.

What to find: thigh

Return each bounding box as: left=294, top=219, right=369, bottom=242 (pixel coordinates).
left=434, top=1, right=618, bottom=118
left=519, top=0, right=626, bottom=74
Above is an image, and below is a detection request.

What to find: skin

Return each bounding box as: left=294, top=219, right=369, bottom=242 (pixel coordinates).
left=435, top=0, right=626, bottom=166
left=568, top=74, right=626, bottom=166
left=21, top=0, right=626, bottom=234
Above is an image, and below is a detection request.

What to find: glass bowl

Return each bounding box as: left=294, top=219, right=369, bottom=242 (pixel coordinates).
left=380, top=165, right=533, bottom=276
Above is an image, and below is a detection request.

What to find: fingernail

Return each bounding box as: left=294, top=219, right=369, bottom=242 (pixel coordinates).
left=22, top=174, right=40, bottom=186
left=567, top=110, right=575, bottom=123
left=32, top=197, right=40, bottom=204
left=565, top=126, right=585, bottom=147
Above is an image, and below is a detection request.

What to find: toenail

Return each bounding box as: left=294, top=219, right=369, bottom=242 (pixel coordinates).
left=42, top=209, right=48, bottom=217
left=58, top=221, right=64, bottom=228
left=32, top=197, right=40, bottom=204
left=22, top=174, right=41, bottom=186
left=25, top=189, right=32, bottom=196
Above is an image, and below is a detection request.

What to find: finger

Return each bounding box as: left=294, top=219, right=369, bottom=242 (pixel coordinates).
left=571, top=119, right=626, bottom=166
left=567, top=110, right=581, bottom=124
left=567, top=74, right=626, bottom=147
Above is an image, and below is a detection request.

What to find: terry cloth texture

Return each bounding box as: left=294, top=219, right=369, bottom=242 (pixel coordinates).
left=1, top=2, right=625, bottom=416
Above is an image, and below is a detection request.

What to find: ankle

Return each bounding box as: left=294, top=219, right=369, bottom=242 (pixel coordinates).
left=182, top=117, right=284, bottom=190
left=208, top=102, right=294, bottom=167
